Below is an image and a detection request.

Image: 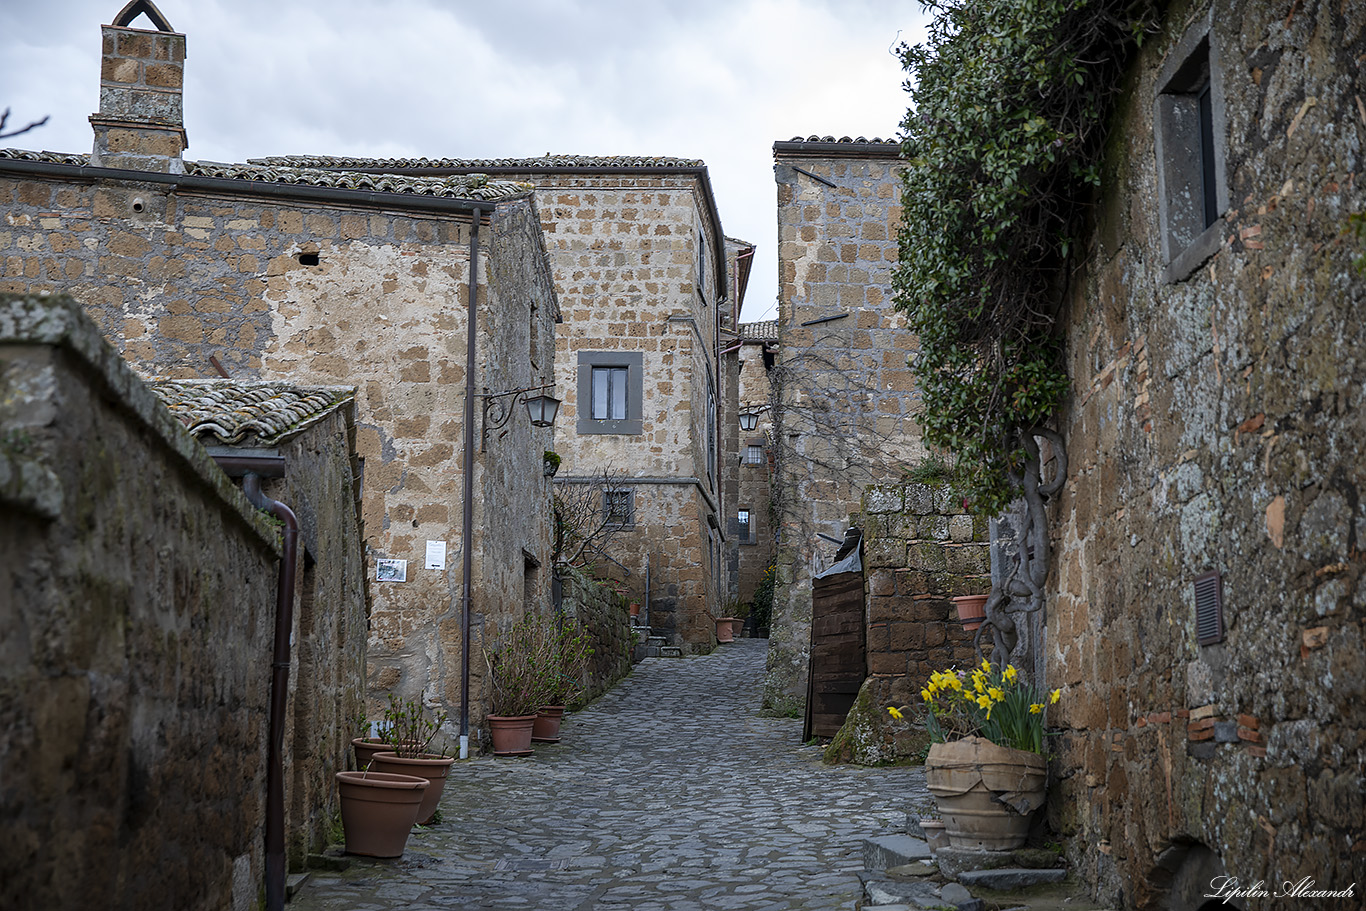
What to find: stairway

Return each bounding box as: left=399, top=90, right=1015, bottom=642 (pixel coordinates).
left=631, top=623, right=682, bottom=659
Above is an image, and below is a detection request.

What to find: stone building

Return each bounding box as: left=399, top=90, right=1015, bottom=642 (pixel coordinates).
left=764, top=137, right=925, bottom=713
left=0, top=4, right=561, bottom=750
left=1, top=294, right=365, bottom=909
left=252, top=153, right=738, bottom=651
left=1040, top=0, right=1366, bottom=904
left=729, top=319, right=779, bottom=608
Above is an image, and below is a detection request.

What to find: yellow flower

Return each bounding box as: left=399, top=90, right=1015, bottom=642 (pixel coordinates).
left=988, top=687, right=1004, bottom=702
left=921, top=689, right=933, bottom=702
left=888, top=706, right=904, bottom=720
left=974, top=677, right=985, bottom=694
left=981, top=658, right=992, bottom=672
left=1050, top=688, right=1062, bottom=704
left=976, top=694, right=991, bottom=710
left=946, top=675, right=963, bottom=691
left=1004, top=665, right=1018, bottom=683
left=1030, top=703, right=1044, bottom=714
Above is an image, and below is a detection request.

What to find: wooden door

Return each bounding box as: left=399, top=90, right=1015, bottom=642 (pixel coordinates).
left=802, top=570, right=866, bottom=740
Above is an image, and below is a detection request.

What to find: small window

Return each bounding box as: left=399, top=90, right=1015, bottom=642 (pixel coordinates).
left=697, top=230, right=708, bottom=303
left=1154, top=14, right=1227, bottom=282
left=591, top=366, right=628, bottom=421
left=745, top=445, right=764, bottom=465
left=605, top=490, right=634, bottom=526
left=576, top=351, right=643, bottom=435
left=737, top=509, right=751, bottom=544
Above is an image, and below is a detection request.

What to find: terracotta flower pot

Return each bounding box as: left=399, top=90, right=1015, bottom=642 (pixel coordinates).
left=951, top=594, right=989, bottom=631
left=925, top=736, right=1046, bottom=851
left=352, top=737, right=420, bottom=771
left=532, top=706, right=564, bottom=744
left=715, top=617, right=738, bottom=643
left=487, top=714, right=536, bottom=756
left=919, top=817, right=949, bottom=852
left=335, top=771, right=428, bottom=858
left=367, top=752, right=456, bottom=825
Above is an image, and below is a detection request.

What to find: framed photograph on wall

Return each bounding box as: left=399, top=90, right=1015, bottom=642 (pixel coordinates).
left=375, top=558, right=407, bottom=583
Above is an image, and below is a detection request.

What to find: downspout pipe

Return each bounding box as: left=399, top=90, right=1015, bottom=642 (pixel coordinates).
left=459, top=208, right=485, bottom=760
left=241, top=470, right=298, bottom=911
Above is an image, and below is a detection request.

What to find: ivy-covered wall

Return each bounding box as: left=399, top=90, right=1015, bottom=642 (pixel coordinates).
left=1047, top=0, right=1365, bottom=905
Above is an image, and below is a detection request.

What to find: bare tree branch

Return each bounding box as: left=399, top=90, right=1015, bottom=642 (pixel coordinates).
left=0, top=108, right=50, bottom=141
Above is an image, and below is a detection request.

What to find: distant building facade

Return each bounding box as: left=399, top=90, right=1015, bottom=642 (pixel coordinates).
left=254, top=154, right=740, bottom=652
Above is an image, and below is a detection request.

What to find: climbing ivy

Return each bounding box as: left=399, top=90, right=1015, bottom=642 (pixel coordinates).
left=893, top=0, right=1154, bottom=514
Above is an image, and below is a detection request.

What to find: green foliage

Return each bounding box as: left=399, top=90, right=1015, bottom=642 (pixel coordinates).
left=903, top=451, right=954, bottom=486
left=750, top=563, right=776, bottom=632
left=543, top=618, right=595, bottom=705
left=894, top=0, right=1154, bottom=513
left=382, top=694, right=449, bottom=758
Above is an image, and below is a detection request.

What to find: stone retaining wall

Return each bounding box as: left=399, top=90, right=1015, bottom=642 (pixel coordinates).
left=557, top=566, right=633, bottom=704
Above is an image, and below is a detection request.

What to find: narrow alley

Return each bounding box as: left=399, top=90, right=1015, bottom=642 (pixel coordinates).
left=292, top=641, right=927, bottom=910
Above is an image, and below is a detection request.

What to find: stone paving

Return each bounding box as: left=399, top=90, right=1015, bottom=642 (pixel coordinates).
left=293, top=639, right=929, bottom=910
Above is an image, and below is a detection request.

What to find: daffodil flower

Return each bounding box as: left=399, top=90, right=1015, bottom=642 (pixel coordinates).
left=988, top=686, right=1004, bottom=701
left=1004, top=665, right=1018, bottom=683
left=976, top=694, right=991, bottom=710
left=888, top=706, right=904, bottom=720
left=921, top=689, right=933, bottom=702
left=1030, top=703, right=1043, bottom=714
left=1050, top=688, right=1062, bottom=704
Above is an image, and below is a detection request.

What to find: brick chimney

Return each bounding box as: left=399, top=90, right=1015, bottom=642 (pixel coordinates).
left=90, top=0, right=188, bottom=173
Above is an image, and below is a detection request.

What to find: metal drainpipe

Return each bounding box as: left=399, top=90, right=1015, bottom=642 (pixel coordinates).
left=459, top=209, right=484, bottom=760
left=241, top=470, right=299, bottom=911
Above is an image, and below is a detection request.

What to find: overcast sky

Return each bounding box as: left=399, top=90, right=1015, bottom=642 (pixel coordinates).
left=2, top=1, right=927, bottom=321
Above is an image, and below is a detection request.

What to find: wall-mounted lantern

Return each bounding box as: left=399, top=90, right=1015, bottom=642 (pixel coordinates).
left=481, top=384, right=560, bottom=448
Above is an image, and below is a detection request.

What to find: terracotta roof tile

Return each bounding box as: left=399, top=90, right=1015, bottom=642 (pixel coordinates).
left=739, top=320, right=779, bottom=342
left=248, top=154, right=706, bottom=170
left=787, top=135, right=898, bottom=144
left=150, top=379, right=354, bottom=446
left=0, top=149, right=534, bottom=201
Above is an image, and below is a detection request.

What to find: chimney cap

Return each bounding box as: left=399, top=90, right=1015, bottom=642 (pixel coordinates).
left=111, top=0, right=175, bottom=32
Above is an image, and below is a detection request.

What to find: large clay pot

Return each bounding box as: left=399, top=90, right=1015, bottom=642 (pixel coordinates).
left=715, top=617, right=738, bottom=643
left=533, top=706, right=565, bottom=744
left=925, top=736, right=1046, bottom=851
left=335, top=771, right=428, bottom=858
left=353, top=737, right=419, bottom=771
left=951, top=594, right=989, bottom=631
left=367, top=752, right=456, bottom=825
left=487, top=714, right=536, bottom=756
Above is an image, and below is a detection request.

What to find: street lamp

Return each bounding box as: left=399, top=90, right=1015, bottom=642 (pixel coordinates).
left=739, top=410, right=760, bottom=432
left=481, top=384, right=560, bottom=448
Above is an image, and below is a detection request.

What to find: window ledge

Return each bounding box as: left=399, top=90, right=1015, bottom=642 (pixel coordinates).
left=1162, top=219, right=1223, bottom=284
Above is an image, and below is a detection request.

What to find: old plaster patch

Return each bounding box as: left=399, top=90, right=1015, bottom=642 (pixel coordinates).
left=1265, top=495, right=1286, bottom=548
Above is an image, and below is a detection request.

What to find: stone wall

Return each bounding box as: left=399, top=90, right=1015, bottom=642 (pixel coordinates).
left=734, top=333, right=777, bottom=607
left=557, top=566, right=634, bottom=704
left=259, top=405, right=368, bottom=870
left=0, top=161, right=559, bottom=740
left=0, top=294, right=279, bottom=911
left=766, top=141, right=926, bottom=712
left=823, top=481, right=990, bottom=764
left=1047, top=0, right=1366, bottom=904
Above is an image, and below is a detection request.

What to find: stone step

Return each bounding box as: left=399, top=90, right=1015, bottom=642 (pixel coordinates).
left=646, top=636, right=667, bottom=647
left=860, top=872, right=979, bottom=910
left=659, top=646, right=683, bottom=658
left=286, top=872, right=310, bottom=898
left=862, top=834, right=933, bottom=870
left=958, top=867, right=1068, bottom=890
left=933, top=845, right=1067, bottom=880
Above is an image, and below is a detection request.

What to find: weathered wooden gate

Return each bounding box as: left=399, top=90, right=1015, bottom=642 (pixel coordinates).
left=802, top=566, right=867, bottom=741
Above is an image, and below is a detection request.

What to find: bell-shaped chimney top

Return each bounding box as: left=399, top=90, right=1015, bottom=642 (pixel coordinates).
left=90, top=0, right=188, bottom=173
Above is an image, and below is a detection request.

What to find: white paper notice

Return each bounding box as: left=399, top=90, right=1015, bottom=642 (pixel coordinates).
left=425, top=540, right=447, bottom=570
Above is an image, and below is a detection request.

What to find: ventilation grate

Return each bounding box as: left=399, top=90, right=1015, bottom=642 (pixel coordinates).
left=1194, top=570, right=1224, bottom=645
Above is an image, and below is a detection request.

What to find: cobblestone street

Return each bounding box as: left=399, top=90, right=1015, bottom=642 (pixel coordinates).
left=293, top=640, right=928, bottom=910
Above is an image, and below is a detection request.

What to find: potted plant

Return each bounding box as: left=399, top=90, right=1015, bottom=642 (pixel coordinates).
left=485, top=615, right=555, bottom=756
left=334, top=769, right=428, bottom=857
left=893, top=659, right=1060, bottom=851
left=367, top=694, right=454, bottom=825
left=534, top=619, right=595, bottom=744
left=543, top=449, right=561, bottom=478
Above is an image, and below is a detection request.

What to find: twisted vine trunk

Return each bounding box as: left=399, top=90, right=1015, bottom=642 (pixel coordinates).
left=976, top=427, right=1067, bottom=669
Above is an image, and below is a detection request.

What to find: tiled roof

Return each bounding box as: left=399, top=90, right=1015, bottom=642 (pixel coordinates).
left=150, top=379, right=354, bottom=446
left=248, top=154, right=706, bottom=171
left=0, top=149, right=533, bottom=201
left=0, top=149, right=89, bottom=165
left=739, top=320, right=779, bottom=342
left=787, top=135, right=898, bottom=144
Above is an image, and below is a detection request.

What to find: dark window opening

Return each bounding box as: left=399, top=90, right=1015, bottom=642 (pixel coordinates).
left=605, top=490, right=634, bottom=526
left=298, top=252, right=320, bottom=266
